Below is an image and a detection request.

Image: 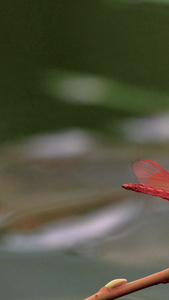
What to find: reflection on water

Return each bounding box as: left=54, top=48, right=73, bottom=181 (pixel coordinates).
left=0, top=151, right=168, bottom=300
left=42, top=69, right=169, bottom=116
left=1, top=200, right=144, bottom=252
left=44, top=69, right=106, bottom=104
left=1, top=195, right=169, bottom=270
left=0, top=133, right=169, bottom=299
left=122, top=113, right=169, bottom=143
left=0, top=197, right=168, bottom=300
left=17, top=129, right=95, bottom=160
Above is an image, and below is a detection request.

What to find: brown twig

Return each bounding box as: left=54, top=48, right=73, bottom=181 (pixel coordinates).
left=84, top=268, right=169, bottom=300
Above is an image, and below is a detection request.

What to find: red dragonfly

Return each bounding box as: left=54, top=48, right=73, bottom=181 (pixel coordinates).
left=122, top=159, right=169, bottom=201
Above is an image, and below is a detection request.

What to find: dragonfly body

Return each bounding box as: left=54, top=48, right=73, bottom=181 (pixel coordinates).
left=122, top=159, right=169, bottom=201
left=122, top=183, right=169, bottom=201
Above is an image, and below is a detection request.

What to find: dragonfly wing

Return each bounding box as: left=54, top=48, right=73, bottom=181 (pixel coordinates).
left=132, top=159, right=169, bottom=191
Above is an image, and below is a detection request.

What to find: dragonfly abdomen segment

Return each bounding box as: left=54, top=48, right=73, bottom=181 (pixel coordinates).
left=122, top=183, right=169, bottom=201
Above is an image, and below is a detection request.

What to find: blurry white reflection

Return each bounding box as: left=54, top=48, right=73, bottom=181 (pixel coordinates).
left=122, top=113, right=169, bottom=143
left=56, top=76, right=105, bottom=103
left=42, top=69, right=169, bottom=111
left=44, top=70, right=106, bottom=104
left=0, top=196, right=169, bottom=269
left=1, top=200, right=144, bottom=252
left=19, top=129, right=95, bottom=159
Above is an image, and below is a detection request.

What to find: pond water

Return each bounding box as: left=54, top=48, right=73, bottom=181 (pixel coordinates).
left=0, top=141, right=168, bottom=300
left=0, top=198, right=169, bottom=300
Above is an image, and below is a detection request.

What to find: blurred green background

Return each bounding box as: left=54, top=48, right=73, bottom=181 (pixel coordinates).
left=0, top=1, right=169, bottom=300
left=1, top=0, right=169, bottom=143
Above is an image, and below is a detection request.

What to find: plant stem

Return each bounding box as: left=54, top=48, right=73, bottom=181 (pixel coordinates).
left=84, top=268, right=169, bottom=300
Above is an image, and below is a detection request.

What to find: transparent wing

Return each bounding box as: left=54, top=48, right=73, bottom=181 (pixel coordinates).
left=132, top=159, right=169, bottom=191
